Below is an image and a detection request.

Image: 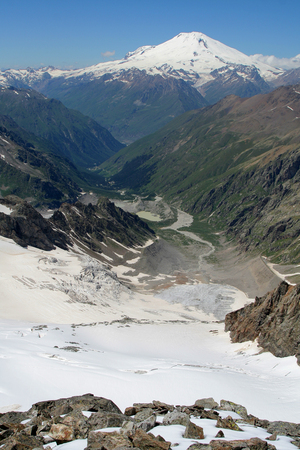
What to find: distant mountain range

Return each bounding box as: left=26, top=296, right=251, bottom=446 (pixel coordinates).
left=99, top=84, right=300, bottom=264
left=1, top=32, right=299, bottom=143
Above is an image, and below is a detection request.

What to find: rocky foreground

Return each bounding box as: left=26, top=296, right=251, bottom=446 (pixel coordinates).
left=0, top=394, right=299, bottom=450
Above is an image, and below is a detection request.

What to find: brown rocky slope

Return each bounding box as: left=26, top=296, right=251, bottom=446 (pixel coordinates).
left=225, top=281, right=300, bottom=364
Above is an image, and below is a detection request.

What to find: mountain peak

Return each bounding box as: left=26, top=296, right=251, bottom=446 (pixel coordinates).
left=0, top=31, right=283, bottom=91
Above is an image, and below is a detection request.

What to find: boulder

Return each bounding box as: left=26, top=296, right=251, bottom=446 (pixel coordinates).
left=87, top=430, right=132, bottom=449
left=219, top=401, right=248, bottom=419
left=208, top=438, right=276, bottom=449
left=215, top=430, right=225, bottom=438
left=125, top=406, right=137, bottom=416
left=131, top=429, right=171, bottom=450
left=194, top=398, right=219, bottom=410
left=0, top=433, right=44, bottom=450
left=120, top=420, right=137, bottom=436
left=137, top=414, right=157, bottom=432
left=152, top=401, right=174, bottom=414
left=201, top=410, right=220, bottom=420
left=29, top=393, right=122, bottom=417
left=135, top=408, right=155, bottom=422
left=162, top=411, right=190, bottom=427
left=267, top=420, right=300, bottom=437
left=59, top=411, right=89, bottom=439
left=0, top=411, right=29, bottom=425
left=49, top=423, right=75, bottom=443
left=87, top=411, right=129, bottom=430
left=216, top=416, right=243, bottom=432
left=183, top=421, right=205, bottom=439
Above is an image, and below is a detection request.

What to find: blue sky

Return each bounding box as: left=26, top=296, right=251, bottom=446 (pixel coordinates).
left=1, top=0, right=300, bottom=69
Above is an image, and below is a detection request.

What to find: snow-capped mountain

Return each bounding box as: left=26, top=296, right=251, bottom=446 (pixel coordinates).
left=0, top=32, right=283, bottom=89
left=0, top=32, right=289, bottom=143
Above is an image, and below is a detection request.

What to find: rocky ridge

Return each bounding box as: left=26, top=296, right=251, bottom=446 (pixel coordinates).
left=0, top=195, right=155, bottom=252
left=225, top=281, right=300, bottom=364
left=0, top=394, right=299, bottom=450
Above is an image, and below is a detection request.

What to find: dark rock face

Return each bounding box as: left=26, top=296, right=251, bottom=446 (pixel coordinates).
left=51, top=197, right=155, bottom=251
left=0, top=196, right=70, bottom=250
left=225, top=281, right=300, bottom=363
left=0, top=195, right=155, bottom=252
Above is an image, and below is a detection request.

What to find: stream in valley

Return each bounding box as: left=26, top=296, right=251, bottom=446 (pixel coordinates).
left=113, top=196, right=249, bottom=318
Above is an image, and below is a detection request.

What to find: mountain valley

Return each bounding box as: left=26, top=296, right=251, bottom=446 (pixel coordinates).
left=1, top=31, right=300, bottom=449
left=100, top=84, right=300, bottom=265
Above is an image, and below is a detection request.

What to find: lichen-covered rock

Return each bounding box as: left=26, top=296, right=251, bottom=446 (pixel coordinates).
left=0, top=411, right=30, bottom=425
left=134, top=408, right=155, bottom=422
left=219, top=401, right=248, bottom=420
left=87, top=430, right=133, bottom=449
left=215, top=430, right=225, bottom=438
left=59, top=411, right=89, bottom=439
left=87, top=411, right=129, bottom=430
left=49, top=423, right=75, bottom=443
left=216, top=416, right=243, bottom=432
left=125, top=406, right=137, bottom=416
left=194, top=398, right=219, bottom=410
left=131, top=428, right=171, bottom=450
left=120, top=420, right=137, bottom=436
left=0, top=433, right=44, bottom=450
left=29, top=393, right=122, bottom=417
left=152, top=401, right=174, bottom=414
left=183, top=421, right=205, bottom=439
left=162, top=411, right=190, bottom=427
left=267, top=420, right=300, bottom=437
left=137, top=414, right=157, bottom=432
left=200, top=410, right=220, bottom=420
left=209, top=438, right=276, bottom=449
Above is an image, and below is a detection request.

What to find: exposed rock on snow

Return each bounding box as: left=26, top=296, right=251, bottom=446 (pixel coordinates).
left=225, top=281, right=300, bottom=364
left=1, top=394, right=297, bottom=450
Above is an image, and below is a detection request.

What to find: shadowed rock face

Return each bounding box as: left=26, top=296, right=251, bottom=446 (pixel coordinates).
left=0, top=195, right=155, bottom=252
left=0, top=196, right=70, bottom=250
left=51, top=197, right=155, bottom=251
left=225, top=281, right=300, bottom=364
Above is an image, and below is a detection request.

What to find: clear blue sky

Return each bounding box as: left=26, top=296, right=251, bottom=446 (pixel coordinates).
left=1, top=0, right=299, bottom=70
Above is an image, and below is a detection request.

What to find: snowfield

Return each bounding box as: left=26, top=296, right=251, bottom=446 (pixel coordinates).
left=0, top=235, right=299, bottom=449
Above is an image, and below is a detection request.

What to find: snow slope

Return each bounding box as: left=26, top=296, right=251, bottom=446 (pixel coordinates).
left=0, top=234, right=299, bottom=442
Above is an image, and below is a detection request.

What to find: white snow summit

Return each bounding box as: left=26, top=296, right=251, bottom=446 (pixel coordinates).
left=0, top=32, right=283, bottom=88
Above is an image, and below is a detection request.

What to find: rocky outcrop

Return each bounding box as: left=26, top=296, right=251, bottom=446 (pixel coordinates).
left=0, top=195, right=155, bottom=252
left=225, top=281, right=300, bottom=364
left=51, top=196, right=155, bottom=251
left=0, top=394, right=297, bottom=450
left=0, top=195, right=70, bottom=250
